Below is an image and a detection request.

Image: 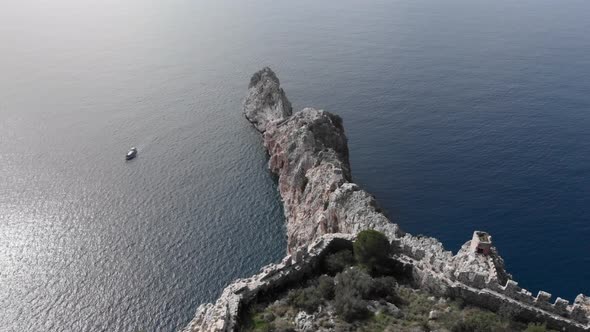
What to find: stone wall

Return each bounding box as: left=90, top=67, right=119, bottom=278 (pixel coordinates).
left=391, top=233, right=590, bottom=330
left=405, top=255, right=590, bottom=331
left=180, top=234, right=354, bottom=332
left=182, top=232, right=590, bottom=332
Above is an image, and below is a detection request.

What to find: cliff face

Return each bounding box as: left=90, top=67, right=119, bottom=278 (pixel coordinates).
left=242, top=66, right=513, bottom=288
left=247, top=69, right=402, bottom=251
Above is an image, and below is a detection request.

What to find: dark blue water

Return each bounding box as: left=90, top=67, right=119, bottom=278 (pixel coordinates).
left=1, top=0, right=589, bottom=330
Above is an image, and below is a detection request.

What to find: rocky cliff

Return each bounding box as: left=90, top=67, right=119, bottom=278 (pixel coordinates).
left=243, top=67, right=292, bottom=133
left=181, top=68, right=590, bottom=332
left=248, top=70, right=403, bottom=251
left=265, top=108, right=406, bottom=251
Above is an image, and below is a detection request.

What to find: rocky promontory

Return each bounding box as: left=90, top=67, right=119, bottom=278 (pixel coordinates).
left=243, top=67, right=292, bottom=133
left=181, top=68, right=590, bottom=332
left=248, top=67, right=402, bottom=251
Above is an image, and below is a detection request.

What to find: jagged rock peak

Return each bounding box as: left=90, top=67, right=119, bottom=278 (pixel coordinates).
left=262, top=106, right=406, bottom=251
left=243, top=67, right=293, bottom=132
left=268, top=108, right=351, bottom=174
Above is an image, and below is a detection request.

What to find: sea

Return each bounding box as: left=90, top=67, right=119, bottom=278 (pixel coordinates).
left=1, top=0, right=589, bottom=330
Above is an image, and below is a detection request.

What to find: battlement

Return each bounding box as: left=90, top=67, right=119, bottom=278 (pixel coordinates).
left=408, top=231, right=590, bottom=328
left=470, top=231, right=492, bottom=255
left=408, top=264, right=590, bottom=331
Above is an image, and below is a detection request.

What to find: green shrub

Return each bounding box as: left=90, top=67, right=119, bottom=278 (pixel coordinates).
left=334, top=267, right=373, bottom=322
left=406, top=292, right=435, bottom=319
left=368, top=276, right=399, bottom=303
left=524, top=323, right=550, bottom=332
left=317, top=275, right=335, bottom=300
left=332, top=267, right=402, bottom=322
left=270, top=319, right=296, bottom=332
left=369, top=277, right=403, bottom=305
left=353, top=230, right=390, bottom=273
left=287, top=286, right=322, bottom=314
left=451, top=310, right=506, bottom=332
left=323, top=249, right=354, bottom=275
left=334, top=286, right=370, bottom=322
left=249, top=312, right=271, bottom=332
left=335, top=267, right=374, bottom=298
left=267, top=301, right=290, bottom=317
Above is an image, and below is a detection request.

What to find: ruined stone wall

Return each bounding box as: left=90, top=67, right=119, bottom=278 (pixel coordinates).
left=454, top=272, right=589, bottom=325
left=182, top=232, right=590, bottom=332
left=395, top=235, right=590, bottom=329
left=181, top=234, right=354, bottom=332
left=405, top=257, right=589, bottom=331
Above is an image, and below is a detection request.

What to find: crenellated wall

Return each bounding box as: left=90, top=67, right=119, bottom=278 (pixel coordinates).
left=451, top=270, right=590, bottom=325
left=388, top=232, right=590, bottom=331
left=407, top=259, right=590, bottom=331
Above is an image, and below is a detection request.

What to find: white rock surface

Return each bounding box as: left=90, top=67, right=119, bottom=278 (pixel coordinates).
left=243, top=67, right=292, bottom=132
left=294, top=311, right=315, bottom=332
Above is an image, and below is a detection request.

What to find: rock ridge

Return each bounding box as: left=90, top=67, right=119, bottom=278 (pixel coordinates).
left=243, top=67, right=292, bottom=132
left=181, top=68, right=590, bottom=332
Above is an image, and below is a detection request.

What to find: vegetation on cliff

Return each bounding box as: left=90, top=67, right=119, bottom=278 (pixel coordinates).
left=353, top=229, right=390, bottom=274
left=240, top=231, right=555, bottom=332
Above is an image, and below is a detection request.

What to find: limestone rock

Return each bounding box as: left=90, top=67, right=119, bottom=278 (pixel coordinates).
left=262, top=106, right=404, bottom=251
left=243, top=67, right=292, bottom=132
left=368, top=301, right=401, bottom=318
left=295, top=310, right=316, bottom=332
left=428, top=310, right=441, bottom=320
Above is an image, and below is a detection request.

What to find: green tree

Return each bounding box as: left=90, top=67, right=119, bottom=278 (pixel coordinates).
left=287, top=286, right=322, bottom=313
left=353, top=229, right=390, bottom=273
left=323, top=249, right=354, bottom=275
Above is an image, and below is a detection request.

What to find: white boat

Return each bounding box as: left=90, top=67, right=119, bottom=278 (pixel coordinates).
left=126, top=147, right=137, bottom=160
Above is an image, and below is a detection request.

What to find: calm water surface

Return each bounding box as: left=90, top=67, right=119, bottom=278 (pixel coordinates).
left=1, top=0, right=589, bottom=330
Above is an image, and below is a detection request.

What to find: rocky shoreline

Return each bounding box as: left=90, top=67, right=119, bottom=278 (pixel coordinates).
left=181, top=68, right=590, bottom=332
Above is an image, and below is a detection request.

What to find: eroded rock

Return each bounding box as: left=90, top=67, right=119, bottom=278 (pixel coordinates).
left=243, top=67, right=292, bottom=132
